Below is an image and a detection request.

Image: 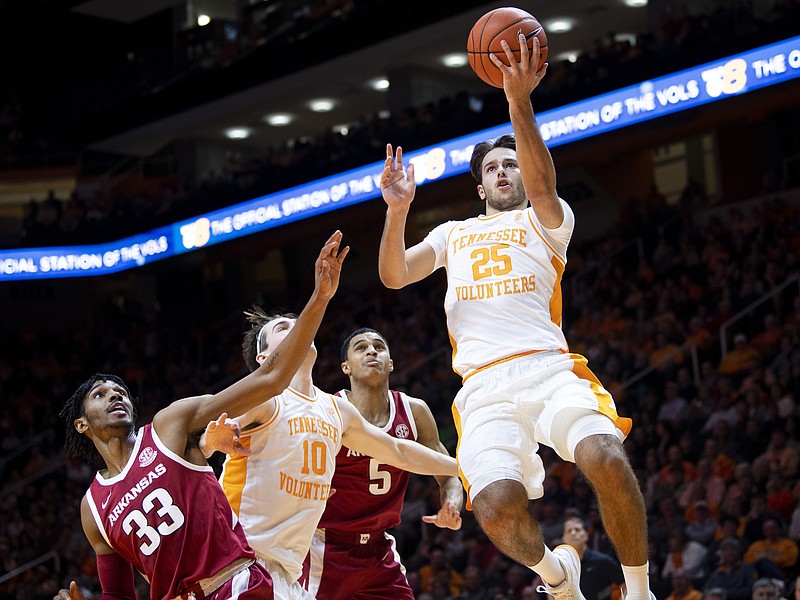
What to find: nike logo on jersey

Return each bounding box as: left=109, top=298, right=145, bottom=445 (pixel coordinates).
left=101, top=491, right=112, bottom=509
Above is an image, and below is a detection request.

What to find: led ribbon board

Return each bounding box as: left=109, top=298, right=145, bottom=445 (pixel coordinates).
left=2, top=35, right=799, bottom=281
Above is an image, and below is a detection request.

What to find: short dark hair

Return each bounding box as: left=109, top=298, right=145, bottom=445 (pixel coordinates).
left=469, top=133, right=517, bottom=183
left=340, top=327, right=388, bottom=362
left=61, top=373, right=136, bottom=462
left=241, top=306, right=297, bottom=372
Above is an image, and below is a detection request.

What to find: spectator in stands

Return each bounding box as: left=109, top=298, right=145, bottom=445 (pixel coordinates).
left=704, top=588, right=728, bottom=600
left=751, top=578, right=781, bottom=600
left=419, top=545, right=465, bottom=597
left=719, top=334, right=761, bottom=379
left=686, top=501, right=720, bottom=547
left=745, top=497, right=786, bottom=545
left=765, top=474, right=797, bottom=524
left=457, top=565, right=491, bottom=600
left=658, top=380, right=690, bottom=425
left=704, top=538, right=758, bottom=600
left=743, top=518, right=799, bottom=579
left=758, top=429, right=800, bottom=481
left=562, top=516, right=625, bottom=600
left=663, top=529, right=708, bottom=585
left=668, top=569, right=704, bottom=600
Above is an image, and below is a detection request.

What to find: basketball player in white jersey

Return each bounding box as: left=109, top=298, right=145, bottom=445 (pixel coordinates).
left=202, top=311, right=458, bottom=600
left=377, top=34, right=653, bottom=600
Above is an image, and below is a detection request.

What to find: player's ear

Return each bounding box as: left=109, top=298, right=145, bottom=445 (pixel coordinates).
left=256, top=352, right=268, bottom=365
left=477, top=184, right=486, bottom=200
left=74, top=417, right=89, bottom=434
left=341, top=361, right=351, bottom=375
left=389, top=359, right=394, bottom=372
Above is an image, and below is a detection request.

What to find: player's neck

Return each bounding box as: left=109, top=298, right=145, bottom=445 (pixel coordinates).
left=346, top=380, right=391, bottom=426
left=289, top=363, right=314, bottom=397
left=97, top=430, right=136, bottom=477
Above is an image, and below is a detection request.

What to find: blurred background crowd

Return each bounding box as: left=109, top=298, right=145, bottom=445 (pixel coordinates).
left=1, top=0, right=799, bottom=599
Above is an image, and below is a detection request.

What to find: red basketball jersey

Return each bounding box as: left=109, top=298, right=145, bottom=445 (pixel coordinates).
left=318, top=390, right=417, bottom=532
left=85, top=424, right=256, bottom=600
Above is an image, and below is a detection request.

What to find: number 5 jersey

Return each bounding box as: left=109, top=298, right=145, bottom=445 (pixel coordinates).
left=85, top=423, right=256, bottom=600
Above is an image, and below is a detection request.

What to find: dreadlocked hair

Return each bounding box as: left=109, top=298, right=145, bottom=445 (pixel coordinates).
left=60, top=373, right=136, bottom=463
left=241, top=305, right=298, bottom=372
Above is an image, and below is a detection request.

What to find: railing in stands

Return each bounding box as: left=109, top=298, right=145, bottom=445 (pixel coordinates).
left=719, top=273, right=800, bottom=358
left=0, top=551, right=60, bottom=584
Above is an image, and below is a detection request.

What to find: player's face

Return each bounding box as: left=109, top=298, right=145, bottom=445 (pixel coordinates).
left=478, top=148, right=527, bottom=212
left=259, top=317, right=294, bottom=356
left=79, top=379, right=134, bottom=432
left=562, top=520, right=588, bottom=546
left=258, top=317, right=316, bottom=364
left=342, top=332, right=392, bottom=381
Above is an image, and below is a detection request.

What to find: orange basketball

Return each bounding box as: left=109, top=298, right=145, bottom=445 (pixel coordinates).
left=467, top=7, right=548, bottom=88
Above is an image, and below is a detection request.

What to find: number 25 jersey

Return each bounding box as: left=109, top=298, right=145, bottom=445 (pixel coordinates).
left=85, top=423, right=254, bottom=600
left=423, top=202, right=574, bottom=378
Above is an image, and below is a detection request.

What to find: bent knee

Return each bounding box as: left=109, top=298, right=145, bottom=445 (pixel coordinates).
left=473, top=481, right=529, bottom=532
left=575, top=434, right=631, bottom=475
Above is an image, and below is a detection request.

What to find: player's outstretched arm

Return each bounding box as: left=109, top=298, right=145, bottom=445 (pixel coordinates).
left=338, top=399, right=457, bottom=477
left=378, top=144, right=437, bottom=289
left=155, top=231, right=348, bottom=450
left=409, top=397, right=464, bottom=530
left=490, top=33, right=562, bottom=228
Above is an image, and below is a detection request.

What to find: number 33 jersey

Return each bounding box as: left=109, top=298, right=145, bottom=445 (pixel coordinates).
left=220, top=387, right=343, bottom=581
left=423, top=202, right=574, bottom=378
left=85, top=423, right=254, bottom=600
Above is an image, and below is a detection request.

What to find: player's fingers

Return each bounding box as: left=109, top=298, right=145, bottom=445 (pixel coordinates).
left=500, top=39, right=517, bottom=65
left=386, top=143, right=393, bottom=161
left=407, top=162, right=415, bottom=181
left=421, top=515, right=438, bottom=523
left=70, top=581, right=83, bottom=600
left=395, top=146, right=404, bottom=170
left=518, top=31, right=529, bottom=61
left=337, top=246, right=350, bottom=265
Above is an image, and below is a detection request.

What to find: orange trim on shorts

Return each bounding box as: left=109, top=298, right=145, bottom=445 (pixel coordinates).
left=569, top=353, right=632, bottom=436
left=450, top=402, right=473, bottom=511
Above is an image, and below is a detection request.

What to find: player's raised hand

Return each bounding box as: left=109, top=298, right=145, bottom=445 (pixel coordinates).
left=201, top=412, right=250, bottom=457
left=422, top=501, right=463, bottom=530
left=314, top=230, right=349, bottom=302
left=54, top=581, right=86, bottom=600
left=490, top=32, right=548, bottom=101
left=381, top=144, right=416, bottom=211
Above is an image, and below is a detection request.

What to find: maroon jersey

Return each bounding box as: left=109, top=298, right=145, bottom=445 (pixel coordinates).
left=318, top=390, right=417, bottom=532
left=85, top=424, right=256, bottom=600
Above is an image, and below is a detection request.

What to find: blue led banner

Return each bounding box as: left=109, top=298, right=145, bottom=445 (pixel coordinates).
left=2, top=35, right=799, bottom=281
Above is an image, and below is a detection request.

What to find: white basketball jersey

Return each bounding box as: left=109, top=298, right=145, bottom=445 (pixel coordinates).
left=219, top=386, right=343, bottom=582
left=423, top=201, right=574, bottom=378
